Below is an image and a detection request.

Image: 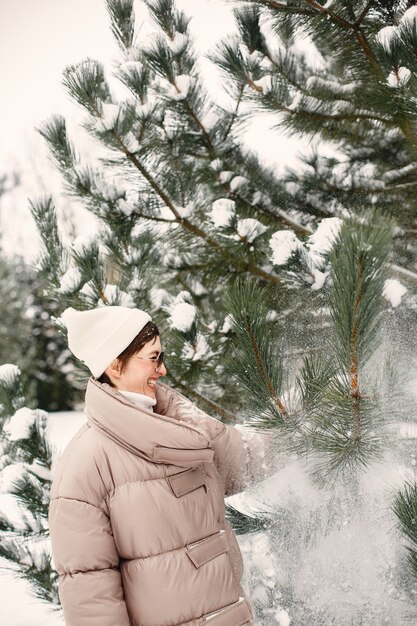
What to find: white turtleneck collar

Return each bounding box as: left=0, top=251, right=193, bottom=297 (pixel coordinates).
left=118, top=389, right=157, bottom=411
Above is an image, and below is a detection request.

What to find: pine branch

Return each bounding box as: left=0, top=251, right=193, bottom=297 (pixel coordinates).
left=312, top=178, right=417, bottom=195
left=110, top=131, right=282, bottom=284
left=133, top=211, right=181, bottom=223
left=167, top=374, right=238, bottom=423
left=225, top=503, right=273, bottom=534
left=247, top=315, right=289, bottom=419
left=303, top=0, right=353, bottom=28
left=280, top=103, right=392, bottom=127
left=39, top=100, right=284, bottom=288
left=71, top=241, right=110, bottom=305
left=178, top=96, right=216, bottom=159
left=327, top=214, right=393, bottom=453
left=120, top=143, right=282, bottom=282
left=297, top=354, right=335, bottom=415
left=393, top=479, right=417, bottom=579
left=105, top=0, right=135, bottom=50
left=62, top=59, right=112, bottom=118
left=57, top=73, right=280, bottom=283
left=0, top=367, right=25, bottom=421
left=258, top=0, right=382, bottom=77
left=224, top=277, right=290, bottom=424
left=350, top=258, right=363, bottom=441
left=221, top=85, right=245, bottom=143
left=0, top=370, right=56, bottom=604
left=145, top=0, right=177, bottom=38
left=118, top=140, right=185, bottom=217
left=29, top=196, right=64, bottom=287
left=227, top=184, right=311, bottom=235
left=0, top=537, right=58, bottom=604
left=244, top=75, right=393, bottom=127
left=278, top=177, right=417, bottom=283
left=255, top=0, right=314, bottom=14
left=302, top=1, right=383, bottom=74
left=275, top=209, right=312, bottom=235
left=354, top=0, right=376, bottom=25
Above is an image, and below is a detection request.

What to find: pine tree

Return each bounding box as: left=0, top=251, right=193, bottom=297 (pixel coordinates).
left=22, top=265, right=83, bottom=412
left=0, top=162, right=81, bottom=411
left=30, top=0, right=416, bottom=413
left=213, top=0, right=417, bottom=272
left=222, top=219, right=417, bottom=623
left=0, top=364, right=58, bottom=606
left=0, top=254, right=33, bottom=373
left=223, top=213, right=396, bottom=479
left=393, top=479, right=417, bottom=577
left=0, top=251, right=82, bottom=411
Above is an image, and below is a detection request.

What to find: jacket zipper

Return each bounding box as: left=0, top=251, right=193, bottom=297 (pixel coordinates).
left=203, top=597, right=246, bottom=621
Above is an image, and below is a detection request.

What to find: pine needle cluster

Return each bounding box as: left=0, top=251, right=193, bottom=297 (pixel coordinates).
left=224, top=213, right=395, bottom=481
left=0, top=367, right=58, bottom=604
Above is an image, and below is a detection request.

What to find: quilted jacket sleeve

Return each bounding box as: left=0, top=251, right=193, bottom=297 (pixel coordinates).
left=212, top=424, right=274, bottom=497
left=49, top=496, right=131, bottom=626
left=155, top=381, right=275, bottom=497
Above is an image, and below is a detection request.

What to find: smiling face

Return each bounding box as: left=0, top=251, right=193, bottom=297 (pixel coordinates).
left=104, top=335, right=167, bottom=398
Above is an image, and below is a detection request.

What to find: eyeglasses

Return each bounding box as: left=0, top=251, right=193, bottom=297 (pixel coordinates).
left=133, top=351, right=165, bottom=372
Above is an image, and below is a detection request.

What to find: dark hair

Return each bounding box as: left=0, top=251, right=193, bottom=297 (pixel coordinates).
left=98, top=320, right=160, bottom=388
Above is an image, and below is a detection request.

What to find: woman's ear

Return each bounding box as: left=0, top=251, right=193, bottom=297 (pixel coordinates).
left=105, top=358, right=122, bottom=380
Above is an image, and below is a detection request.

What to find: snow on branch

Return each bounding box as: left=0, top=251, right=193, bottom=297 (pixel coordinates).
left=269, top=230, right=303, bottom=266
left=235, top=218, right=268, bottom=243
left=167, top=75, right=194, bottom=100
left=0, top=364, right=21, bottom=386
left=383, top=278, right=407, bottom=308
left=210, top=198, right=236, bottom=228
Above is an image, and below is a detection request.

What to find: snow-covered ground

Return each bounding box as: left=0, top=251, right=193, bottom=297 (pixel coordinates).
left=0, top=573, right=63, bottom=626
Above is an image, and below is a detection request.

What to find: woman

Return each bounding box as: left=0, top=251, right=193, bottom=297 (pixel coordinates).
left=49, top=305, right=268, bottom=626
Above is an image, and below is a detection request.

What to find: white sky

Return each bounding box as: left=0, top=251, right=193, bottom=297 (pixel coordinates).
left=0, top=0, right=122, bottom=168
left=0, top=0, right=311, bottom=261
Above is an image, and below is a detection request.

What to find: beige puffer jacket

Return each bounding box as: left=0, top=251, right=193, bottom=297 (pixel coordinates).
left=49, top=378, right=268, bottom=626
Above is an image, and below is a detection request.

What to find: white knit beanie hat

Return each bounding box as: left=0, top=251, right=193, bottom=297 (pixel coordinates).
left=61, top=306, right=152, bottom=378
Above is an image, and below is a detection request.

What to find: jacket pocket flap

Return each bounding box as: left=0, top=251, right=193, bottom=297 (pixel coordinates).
left=185, top=530, right=229, bottom=568
left=201, top=597, right=252, bottom=625
left=167, top=465, right=206, bottom=498
left=153, top=446, right=214, bottom=465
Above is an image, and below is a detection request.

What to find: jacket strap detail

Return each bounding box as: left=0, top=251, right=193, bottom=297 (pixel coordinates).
left=167, top=465, right=206, bottom=498
left=185, top=529, right=229, bottom=568
left=153, top=446, right=214, bottom=465
left=200, top=597, right=252, bottom=625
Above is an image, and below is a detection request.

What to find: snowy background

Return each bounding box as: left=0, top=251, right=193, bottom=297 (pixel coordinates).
left=2, top=2, right=417, bottom=625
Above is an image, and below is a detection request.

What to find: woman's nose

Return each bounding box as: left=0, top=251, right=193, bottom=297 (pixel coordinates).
left=159, top=362, right=167, bottom=376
